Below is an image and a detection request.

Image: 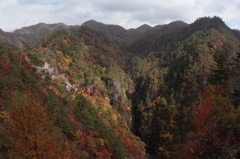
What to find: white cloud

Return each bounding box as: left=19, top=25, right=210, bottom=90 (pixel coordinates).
left=0, top=0, right=240, bottom=31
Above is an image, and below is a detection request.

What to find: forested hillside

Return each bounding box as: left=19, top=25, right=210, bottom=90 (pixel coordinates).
left=127, top=16, right=240, bottom=158
left=1, top=16, right=240, bottom=159
left=0, top=27, right=145, bottom=158
left=0, top=23, right=78, bottom=49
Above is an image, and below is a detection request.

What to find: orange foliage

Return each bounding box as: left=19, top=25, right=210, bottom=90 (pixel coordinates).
left=4, top=94, right=63, bottom=159
left=101, top=67, right=106, bottom=74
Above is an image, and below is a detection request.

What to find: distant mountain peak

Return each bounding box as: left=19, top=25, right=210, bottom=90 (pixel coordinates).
left=58, top=22, right=67, bottom=25
left=82, top=20, right=108, bottom=27
left=136, top=24, right=152, bottom=33
left=12, top=22, right=69, bottom=34
left=137, top=24, right=151, bottom=29
left=0, top=22, right=77, bottom=48
left=168, top=20, right=188, bottom=27
left=190, top=16, right=230, bottom=32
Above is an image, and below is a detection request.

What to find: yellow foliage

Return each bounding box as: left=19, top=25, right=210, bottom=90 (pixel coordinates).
left=126, top=106, right=131, bottom=111
left=160, top=132, right=170, bottom=138
left=112, top=114, right=118, bottom=121
left=98, top=138, right=105, bottom=146
left=156, top=96, right=161, bottom=104
left=125, top=138, right=132, bottom=146
left=160, top=132, right=173, bottom=141
left=69, top=93, right=76, bottom=102
left=101, top=67, right=106, bottom=74
left=159, top=147, right=169, bottom=155
left=62, top=39, right=69, bottom=45
left=75, top=130, right=82, bottom=139
left=92, top=99, right=96, bottom=105
left=159, top=147, right=164, bottom=151
left=56, top=50, right=63, bottom=55
left=64, top=55, right=72, bottom=63
left=104, top=139, right=109, bottom=146
left=169, top=123, right=175, bottom=128
left=64, top=141, right=69, bottom=147
left=102, top=107, right=108, bottom=113
left=0, top=111, right=10, bottom=121
left=86, top=136, right=97, bottom=151
left=95, top=152, right=103, bottom=159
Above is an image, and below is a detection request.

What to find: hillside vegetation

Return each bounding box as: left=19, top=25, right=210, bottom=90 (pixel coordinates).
left=1, top=16, right=240, bottom=159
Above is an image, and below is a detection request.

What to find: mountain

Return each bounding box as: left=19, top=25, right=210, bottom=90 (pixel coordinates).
left=13, top=22, right=70, bottom=35
left=81, top=20, right=139, bottom=46
left=1, top=16, right=240, bottom=158
left=127, top=16, right=240, bottom=158
left=0, top=29, right=22, bottom=50
left=81, top=20, right=165, bottom=46
left=12, top=22, right=78, bottom=44
left=135, top=24, right=152, bottom=34
left=124, top=22, right=184, bottom=56
left=0, top=27, right=146, bottom=158
left=0, top=20, right=187, bottom=50
left=124, top=17, right=237, bottom=56
left=0, top=23, right=79, bottom=49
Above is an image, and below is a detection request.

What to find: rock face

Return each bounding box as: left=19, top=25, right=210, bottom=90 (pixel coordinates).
left=109, top=81, right=127, bottom=105
left=109, top=81, right=126, bottom=99
left=108, top=80, right=133, bottom=127
left=36, top=61, right=77, bottom=92
left=42, top=61, right=55, bottom=75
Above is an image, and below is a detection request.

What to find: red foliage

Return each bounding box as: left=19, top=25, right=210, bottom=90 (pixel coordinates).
left=192, top=97, right=213, bottom=132
left=7, top=85, right=13, bottom=94
left=66, top=75, right=72, bottom=80
left=0, top=58, right=11, bottom=74
left=101, top=149, right=109, bottom=157
left=13, top=51, right=33, bottom=72
left=174, top=85, right=239, bottom=158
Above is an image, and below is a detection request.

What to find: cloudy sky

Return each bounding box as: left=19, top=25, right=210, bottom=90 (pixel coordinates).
left=1, top=0, right=240, bottom=32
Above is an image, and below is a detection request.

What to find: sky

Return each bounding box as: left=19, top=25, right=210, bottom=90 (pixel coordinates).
left=0, top=0, right=240, bottom=32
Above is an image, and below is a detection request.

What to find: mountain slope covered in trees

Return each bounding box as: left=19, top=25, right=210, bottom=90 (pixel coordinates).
left=127, top=16, right=240, bottom=158
left=81, top=20, right=158, bottom=46
left=0, top=23, right=79, bottom=49
left=0, top=27, right=145, bottom=158
left=1, top=16, right=240, bottom=159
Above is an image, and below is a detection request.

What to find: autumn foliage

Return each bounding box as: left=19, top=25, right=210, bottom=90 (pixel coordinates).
left=174, top=85, right=240, bottom=158
left=1, top=16, right=240, bottom=159
left=0, top=58, right=10, bottom=74
left=3, top=94, right=63, bottom=159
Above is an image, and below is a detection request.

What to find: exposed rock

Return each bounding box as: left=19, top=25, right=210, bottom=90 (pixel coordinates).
left=109, top=81, right=127, bottom=104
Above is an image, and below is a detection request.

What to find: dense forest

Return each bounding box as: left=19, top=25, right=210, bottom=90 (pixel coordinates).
left=1, top=16, right=240, bottom=158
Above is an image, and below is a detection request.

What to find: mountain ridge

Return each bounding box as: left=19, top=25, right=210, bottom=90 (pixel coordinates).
left=0, top=22, right=79, bottom=49
left=81, top=20, right=142, bottom=46
left=1, top=16, right=240, bottom=158
left=0, top=20, right=187, bottom=49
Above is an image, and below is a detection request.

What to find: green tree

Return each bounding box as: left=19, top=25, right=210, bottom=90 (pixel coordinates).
left=209, top=54, right=231, bottom=85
